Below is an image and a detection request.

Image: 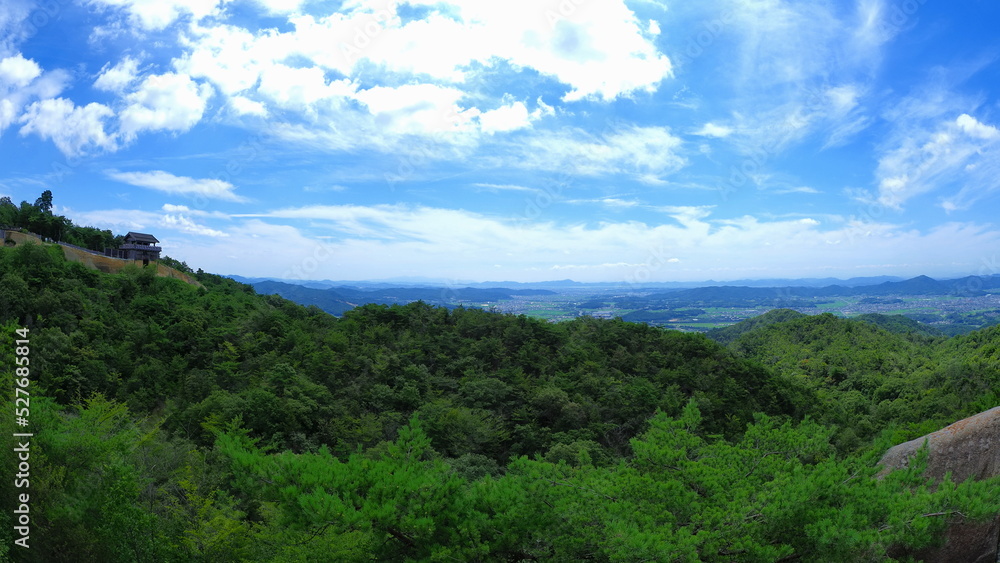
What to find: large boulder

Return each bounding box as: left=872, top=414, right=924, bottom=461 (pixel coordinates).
left=878, top=406, right=1000, bottom=563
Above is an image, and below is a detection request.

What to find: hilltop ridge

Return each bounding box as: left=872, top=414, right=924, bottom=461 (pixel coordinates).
left=2, top=229, right=200, bottom=287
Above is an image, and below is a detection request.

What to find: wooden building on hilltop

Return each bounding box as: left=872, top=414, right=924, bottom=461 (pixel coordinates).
left=106, top=232, right=161, bottom=265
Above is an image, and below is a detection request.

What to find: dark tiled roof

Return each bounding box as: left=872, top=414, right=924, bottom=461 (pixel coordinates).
left=124, top=232, right=159, bottom=244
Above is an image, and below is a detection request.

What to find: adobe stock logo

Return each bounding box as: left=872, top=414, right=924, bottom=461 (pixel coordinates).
left=878, top=0, right=930, bottom=36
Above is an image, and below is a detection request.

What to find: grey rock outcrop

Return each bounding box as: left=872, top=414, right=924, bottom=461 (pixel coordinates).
left=878, top=406, right=1000, bottom=563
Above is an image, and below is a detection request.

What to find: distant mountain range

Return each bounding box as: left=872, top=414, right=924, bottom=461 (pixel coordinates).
left=237, top=274, right=1000, bottom=317
left=647, top=274, right=1000, bottom=304
left=251, top=280, right=555, bottom=316
left=227, top=274, right=913, bottom=290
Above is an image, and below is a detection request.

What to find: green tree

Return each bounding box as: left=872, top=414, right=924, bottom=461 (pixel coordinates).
left=34, top=190, right=53, bottom=214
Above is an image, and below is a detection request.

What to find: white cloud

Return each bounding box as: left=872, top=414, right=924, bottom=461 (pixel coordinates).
left=66, top=206, right=230, bottom=242
left=0, top=2, right=33, bottom=55
left=257, top=63, right=354, bottom=111
left=472, top=183, right=539, bottom=193
left=161, top=213, right=229, bottom=236
left=352, top=82, right=472, bottom=134
left=216, top=203, right=1000, bottom=282
left=107, top=170, right=247, bottom=202
left=517, top=125, right=686, bottom=180
left=253, top=0, right=305, bottom=15
left=0, top=54, right=70, bottom=135
left=692, top=122, right=732, bottom=138
left=0, top=53, right=40, bottom=88
left=175, top=218, right=337, bottom=278
left=772, top=186, right=821, bottom=195
left=119, top=72, right=214, bottom=140
left=702, top=2, right=885, bottom=153
left=479, top=101, right=531, bottom=134
left=67, top=208, right=161, bottom=233
left=86, top=0, right=226, bottom=31
left=154, top=1, right=669, bottom=164
left=229, top=95, right=267, bottom=116
left=567, top=197, right=640, bottom=209
left=826, top=84, right=860, bottom=113
left=955, top=113, right=1000, bottom=140
left=93, top=56, right=140, bottom=92
left=161, top=203, right=231, bottom=217
left=17, top=98, right=115, bottom=156
left=176, top=23, right=265, bottom=96
left=2, top=98, right=22, bottom=132
left=181, top=0, right=670, bottom=109
left=875, top=113, right=1000, bottom=210
left=532, top=96, right=555, bottom=118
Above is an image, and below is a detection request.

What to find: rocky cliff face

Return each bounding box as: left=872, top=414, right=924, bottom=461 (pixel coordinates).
left=879, top=406, right=1000, bottom=563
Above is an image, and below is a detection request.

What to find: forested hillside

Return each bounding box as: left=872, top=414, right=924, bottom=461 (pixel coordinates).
left=716, top=311, right=996, bottom=452
left=1, top=243, right=999, bottom=561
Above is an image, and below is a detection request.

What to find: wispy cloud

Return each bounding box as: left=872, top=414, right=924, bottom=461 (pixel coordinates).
left=107, top=170, right=249, bottom=202
left=875, top=113, right=1000, bottom=210
left=566, top=197, right=641, bottom=209
left=510, top=125, right=686, bottom=181
left=706, top=1, right=888, bottom=153
left=161, top=213, right=229, bottom=237
left=302, top=185, right=347, bottom=193
left=471, top=183, right=541, bottom=193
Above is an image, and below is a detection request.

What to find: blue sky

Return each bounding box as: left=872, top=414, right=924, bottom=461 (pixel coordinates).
left=2, top=0, right=1000, bottom=283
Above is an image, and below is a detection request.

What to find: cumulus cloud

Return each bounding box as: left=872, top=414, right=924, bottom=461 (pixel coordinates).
left=352, top=82, right=471, bottom=134
left=229, top=95, right=267, bottom=116
left=257, top=63, right=354, bottom=111
left=119, top=72, right=213, bottom=140
left=692, top=122, right=732, bottom=138
left=278, top=0, right=671, bottom=101
left=175, top=23, right=264, bottom=96
left=107, top=170, right=247, bottom=202
left=93, top=56, right=140, bottom=92
left=0, top=53, right=71, bottom=135
left=0, top=53, right=40, bottom=88
left=18, top=98, right=115, bottom=156
left=118, top=0, right=674, bottom=169
left=174, top=0, right=670, bottom=134
left=478, top=101, right=531, bottom=134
